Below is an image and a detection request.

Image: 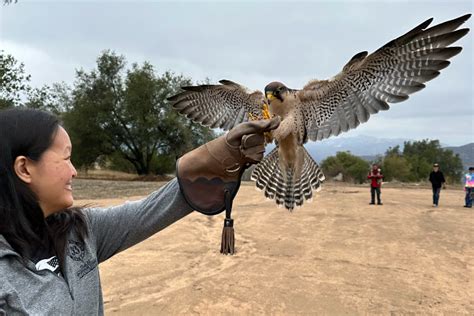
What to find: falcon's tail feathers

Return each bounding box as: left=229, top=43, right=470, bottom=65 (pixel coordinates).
left=251, top=146, right=325, bottom=211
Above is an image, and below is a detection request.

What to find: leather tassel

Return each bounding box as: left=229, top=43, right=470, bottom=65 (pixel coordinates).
left=220, top=190, right=235, bottom=255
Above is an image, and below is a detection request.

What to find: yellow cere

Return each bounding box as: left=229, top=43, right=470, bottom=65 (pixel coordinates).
left=266, top=93, right=276, bottom=101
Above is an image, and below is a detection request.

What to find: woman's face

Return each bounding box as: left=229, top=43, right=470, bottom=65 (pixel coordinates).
left=28, top=126, right=77, bottom=217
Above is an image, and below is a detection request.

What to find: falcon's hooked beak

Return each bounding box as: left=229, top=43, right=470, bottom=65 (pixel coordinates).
left=266, top=91, right=277, bottom=102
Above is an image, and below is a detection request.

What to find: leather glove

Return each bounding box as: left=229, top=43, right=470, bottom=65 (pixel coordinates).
left=176, top=116, right=280, bottom=215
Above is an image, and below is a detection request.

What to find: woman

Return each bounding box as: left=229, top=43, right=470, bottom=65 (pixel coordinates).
left=0, top=108, right=279, bottom=314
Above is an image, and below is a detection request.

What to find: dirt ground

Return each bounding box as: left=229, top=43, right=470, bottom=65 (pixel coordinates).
left=74, top=179, right=473, bottom=315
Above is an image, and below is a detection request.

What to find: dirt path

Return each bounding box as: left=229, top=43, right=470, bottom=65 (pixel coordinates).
left=76, top=182, right=473, bottom=315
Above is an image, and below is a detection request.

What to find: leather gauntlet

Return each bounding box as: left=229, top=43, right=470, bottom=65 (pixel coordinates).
left=176, top=117, right=280, bottom=215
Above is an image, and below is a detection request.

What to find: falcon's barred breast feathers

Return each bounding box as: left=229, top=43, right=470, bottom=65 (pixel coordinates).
left=168, top=14, right=471, bottom=210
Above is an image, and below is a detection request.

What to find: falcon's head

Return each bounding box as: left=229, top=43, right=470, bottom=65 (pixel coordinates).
left=264, top=82, right=289, bottom=103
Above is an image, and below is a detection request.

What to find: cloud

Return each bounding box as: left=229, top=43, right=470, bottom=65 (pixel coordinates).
left=347, top=114, right=473, bottom=146
left=1, top=40, right=82, bottom=87
left=1, top=1, right=472, bottom=145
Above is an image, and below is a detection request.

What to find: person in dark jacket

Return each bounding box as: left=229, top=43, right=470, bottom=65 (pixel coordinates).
left=368, top=164, right=383, bottom=205
left=429, top=163, right=446, bottom=207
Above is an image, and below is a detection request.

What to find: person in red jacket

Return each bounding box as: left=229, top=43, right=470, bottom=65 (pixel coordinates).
left=368, top=164, right=384, bottom=205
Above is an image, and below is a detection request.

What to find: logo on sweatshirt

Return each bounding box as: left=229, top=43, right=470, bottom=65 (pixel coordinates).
left=67, top=240, right=85, bottom=261
left=67, top=240, right=97, bottom=278
left=35, top=256, right=60, bottom=274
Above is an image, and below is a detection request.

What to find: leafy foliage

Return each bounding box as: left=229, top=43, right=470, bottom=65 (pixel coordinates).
left=381, top=154, right=412, bottom=182
left=0, top=51, right=31, bottom=108
left=321, top=151, right=370, bottom=184
left=321, top=139, right=463, bottom=184
left=399, top=139, right=463, bottom=183
left=376, top=139, right=463, bottom=183
left=62, top=51, right=216, bottom=174
left=25, top=83, right=73, bottom=115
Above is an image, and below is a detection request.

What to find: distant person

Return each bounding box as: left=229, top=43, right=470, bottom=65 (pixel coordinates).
left=463, top=167, right=474, bottom=208
left=429, top=163, right=446, bottom=207
left=368, top=164, right=383, bottom=205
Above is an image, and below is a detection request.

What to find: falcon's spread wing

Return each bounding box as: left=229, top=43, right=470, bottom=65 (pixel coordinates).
left=167, top=79, right=265, bottom=131
left=298, top=14, right=471, bottom=142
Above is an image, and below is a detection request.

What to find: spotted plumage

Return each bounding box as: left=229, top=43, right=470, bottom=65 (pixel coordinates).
left=168, top=14, right=471, bottom=210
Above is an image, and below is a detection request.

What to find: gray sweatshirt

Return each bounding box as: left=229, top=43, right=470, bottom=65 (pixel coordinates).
left=0, top=178, right=193, bottom=315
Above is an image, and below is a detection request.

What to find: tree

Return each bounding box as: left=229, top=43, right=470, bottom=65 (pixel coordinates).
left=25, top=83, right=73, bottom=115
left=385, top=145, right=402, bottom=157
left=0, top=51, right=31, bottom=108
left=402, top=139, right=463, bottom=183
left=321, top=151, right=370, bottom=183
left=0, top=52, right=66, bottom=112
left=382, top=155, right=412, bottom=182
left=320, top=155, right=344, bottom=177
left=64, top=50, right=215, bottom=174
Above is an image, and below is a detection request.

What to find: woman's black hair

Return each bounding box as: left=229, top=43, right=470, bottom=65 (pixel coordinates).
left=0, top=108, right=88, bottom=272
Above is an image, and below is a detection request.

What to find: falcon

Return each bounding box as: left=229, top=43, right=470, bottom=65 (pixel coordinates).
left=168, top=14, right=471, bottom=210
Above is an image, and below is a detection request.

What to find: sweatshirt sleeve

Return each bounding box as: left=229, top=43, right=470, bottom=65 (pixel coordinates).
left=84, top=178, right=193, bottom=263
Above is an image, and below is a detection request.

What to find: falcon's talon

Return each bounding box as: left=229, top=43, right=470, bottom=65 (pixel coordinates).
left=261, top=103, right=272, bottom=120
left=247, top=112, right=258, bottom=121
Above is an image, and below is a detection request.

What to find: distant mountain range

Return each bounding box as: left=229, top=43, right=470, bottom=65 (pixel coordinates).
left=301, top=135, right=473, bottom=169
left=446, top=143, right=474, bottom=169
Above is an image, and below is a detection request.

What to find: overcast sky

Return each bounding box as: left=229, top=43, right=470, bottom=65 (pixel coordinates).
left=1, top=0, right=473, bottom=146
